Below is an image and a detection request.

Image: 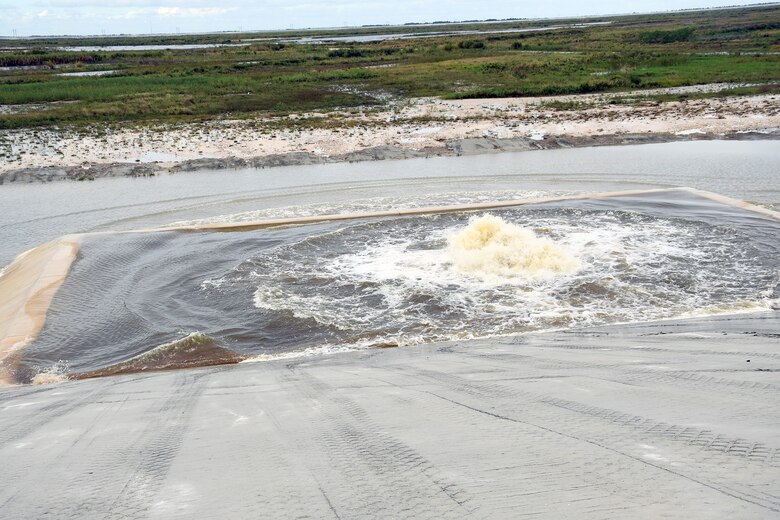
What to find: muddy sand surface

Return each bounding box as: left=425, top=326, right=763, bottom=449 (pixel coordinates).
left=0, top=312, right=778, bottom=518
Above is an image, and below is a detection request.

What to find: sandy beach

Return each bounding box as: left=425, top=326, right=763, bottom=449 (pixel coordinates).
left=2, top=83, right=778, bottom=183
left=0, top=311, right=777, bottom=518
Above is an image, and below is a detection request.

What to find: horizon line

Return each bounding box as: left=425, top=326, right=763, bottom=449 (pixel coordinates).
left=1, top=1, right=778, bottom=40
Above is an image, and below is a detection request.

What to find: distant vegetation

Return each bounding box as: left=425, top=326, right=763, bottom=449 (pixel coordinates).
left=458, top=40, right=485, bottom=49
left=0, top=52, right=105, bottom=68
left=639, top=27, right=696, bottom=44
left=0, top=4, right=778, bottom=129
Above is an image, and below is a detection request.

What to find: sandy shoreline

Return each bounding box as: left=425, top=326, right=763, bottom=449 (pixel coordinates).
left=0, top=236, right=81, bottom=384
left=1, top=83, right=778, bottom=183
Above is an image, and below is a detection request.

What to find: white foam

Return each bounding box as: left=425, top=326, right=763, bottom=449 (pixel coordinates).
left=219, top=204, right=775, bottom=352
left=31, top=361, right=70, bottom=385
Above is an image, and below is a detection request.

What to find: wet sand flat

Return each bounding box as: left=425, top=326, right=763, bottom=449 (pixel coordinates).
left=0, top=312, right=777, bottom=518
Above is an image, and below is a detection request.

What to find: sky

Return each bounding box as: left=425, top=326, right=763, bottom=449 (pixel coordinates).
left=0, top=0, right=765, bottom=37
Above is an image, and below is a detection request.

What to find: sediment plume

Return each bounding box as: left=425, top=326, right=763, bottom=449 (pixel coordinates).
left=448, top=214, right=579, bottom=280
left=71, top=333, right=245, bottom=381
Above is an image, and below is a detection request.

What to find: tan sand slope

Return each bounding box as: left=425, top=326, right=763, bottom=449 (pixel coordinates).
left=0, top=236, right=80, bottom=384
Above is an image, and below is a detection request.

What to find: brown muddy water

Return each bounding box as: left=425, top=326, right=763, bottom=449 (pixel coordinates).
left=1, top=141, right=778, bottom=383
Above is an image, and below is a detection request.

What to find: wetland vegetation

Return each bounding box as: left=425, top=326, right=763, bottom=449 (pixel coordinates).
left=0, top=4, right=778, bottom=129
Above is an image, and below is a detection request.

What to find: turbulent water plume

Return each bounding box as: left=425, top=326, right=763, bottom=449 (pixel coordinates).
left=10, top=189, right=780, bottom=384
left=447, top=214, right=580, bottom=280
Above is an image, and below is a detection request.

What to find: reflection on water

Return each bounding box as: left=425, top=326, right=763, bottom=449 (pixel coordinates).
left=56, top=44, right=247, bottom=51
left=275, top=22, right=611, bottom=44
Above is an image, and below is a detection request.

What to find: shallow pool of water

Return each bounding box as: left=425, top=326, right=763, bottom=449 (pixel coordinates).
left=14, top=188, right=779, bottom=383
left=1, top=140, right=778, bottom=268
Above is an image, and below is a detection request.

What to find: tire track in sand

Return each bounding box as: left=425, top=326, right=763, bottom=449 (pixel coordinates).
left=278, top=364, right=477, bottom=519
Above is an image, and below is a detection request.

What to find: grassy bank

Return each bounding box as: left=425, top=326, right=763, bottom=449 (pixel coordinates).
left=0, top=4, right=778, bottom=129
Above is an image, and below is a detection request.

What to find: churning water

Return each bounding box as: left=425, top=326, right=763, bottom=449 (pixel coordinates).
left=13, top=189, right=780, bottom=383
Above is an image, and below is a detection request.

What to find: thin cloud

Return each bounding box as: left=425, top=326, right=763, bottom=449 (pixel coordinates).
left=156, top=7, right=237, bottom=17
